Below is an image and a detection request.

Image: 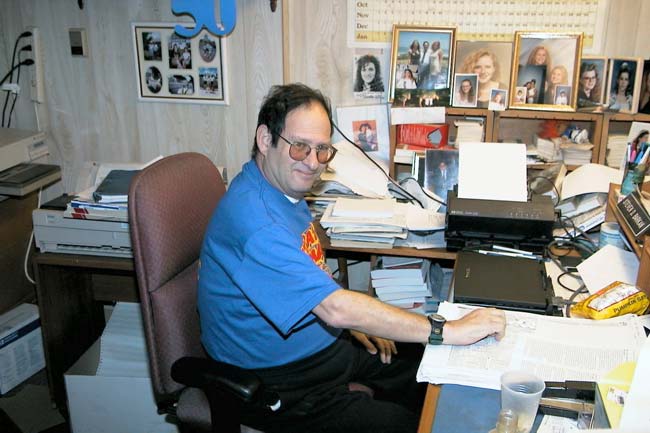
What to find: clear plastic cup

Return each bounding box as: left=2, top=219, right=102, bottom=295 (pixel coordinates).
left=500, top=370, right=545, bottom=433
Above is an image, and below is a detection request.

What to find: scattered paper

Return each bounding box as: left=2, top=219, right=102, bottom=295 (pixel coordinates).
left=327, top=140, right=390, bottom=198
left=416, top=302, right=646, bottom=389
left=458, top=142, right=528, bottom=202
left=576, top=245, right=640, bottom=294
left=560, top=163, right=623, bottom=201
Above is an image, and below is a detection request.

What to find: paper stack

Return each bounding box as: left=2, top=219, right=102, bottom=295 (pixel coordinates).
left=320, top=197, right=406, bottom=248
left=559, top=140, right=594, bottom=165
left=370, top=257, right=432, bottom=307
left=320, top=197, right=446, bottom=248
left=64, top=187, right=128, bottom=222
left=606, top=134, right=629, bottom=168
left=453, top=120, right=484, bottom=145
left=534, top=135, right=562, bottom=162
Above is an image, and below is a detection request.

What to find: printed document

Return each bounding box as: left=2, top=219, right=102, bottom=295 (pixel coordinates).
left=416, top=302, right=646, bottom=390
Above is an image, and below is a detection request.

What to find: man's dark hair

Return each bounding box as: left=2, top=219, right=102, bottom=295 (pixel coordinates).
left=251, top=83, right=333, bottom=159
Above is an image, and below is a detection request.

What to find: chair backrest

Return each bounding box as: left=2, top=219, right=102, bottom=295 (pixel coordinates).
left=128, top=152, right=226, bottom=404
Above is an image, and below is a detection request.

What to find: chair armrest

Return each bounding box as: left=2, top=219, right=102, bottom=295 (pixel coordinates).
left=171, top=357, right=262, bottom=403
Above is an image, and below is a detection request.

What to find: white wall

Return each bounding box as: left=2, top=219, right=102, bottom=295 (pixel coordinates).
left=0, top=0, right=283, bottom=192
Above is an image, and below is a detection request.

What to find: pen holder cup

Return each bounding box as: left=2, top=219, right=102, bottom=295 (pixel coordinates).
left=621, top=163, right=647, bottom=195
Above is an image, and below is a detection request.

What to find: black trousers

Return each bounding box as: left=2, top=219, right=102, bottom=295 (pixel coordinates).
left=243, top=333, right=426, bottom=433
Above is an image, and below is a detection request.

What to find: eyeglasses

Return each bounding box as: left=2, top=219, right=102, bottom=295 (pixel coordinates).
left=277, top=134, right=337, bottom=164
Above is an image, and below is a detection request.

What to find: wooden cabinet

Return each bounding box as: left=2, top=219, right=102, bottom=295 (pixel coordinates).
left=597, top=112, right=650, bottom=165
left=605, top=182, right=650, bottom=297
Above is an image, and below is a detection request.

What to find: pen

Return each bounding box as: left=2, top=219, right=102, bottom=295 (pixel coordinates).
left=492, top=245, right=535, bottom=256
left=477, top=249, right=539, bottom=260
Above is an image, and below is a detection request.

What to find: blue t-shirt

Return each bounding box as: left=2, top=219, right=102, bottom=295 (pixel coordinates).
left=198, top=160, right=341, bottom=368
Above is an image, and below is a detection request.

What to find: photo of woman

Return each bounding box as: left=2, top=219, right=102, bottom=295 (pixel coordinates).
left=354, top=54, right=385, bottom=94
left=452, top=74, right=478, bottom=107
left=607, top=60, right=639, bottom=113
left=488, top=89, right=507, bottom=110
left=396, top=67, right=418, bottom=89
left=456, top=42, right=512, bottom=108
left=546, top=65, right=568, bottom=104
left=639, top=61, right=650, bottom=114
left=408, top=40, right=421, bottom=66
left=527, top=46, right=551, bottom=66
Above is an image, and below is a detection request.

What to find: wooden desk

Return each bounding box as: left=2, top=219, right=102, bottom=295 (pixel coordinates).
left=417, top=384, right=441, bottom=433
left=32, top=251, right=137, bottom=415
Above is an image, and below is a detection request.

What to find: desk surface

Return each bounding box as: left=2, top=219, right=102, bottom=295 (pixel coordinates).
left=417, top=384, right=441, bottom=433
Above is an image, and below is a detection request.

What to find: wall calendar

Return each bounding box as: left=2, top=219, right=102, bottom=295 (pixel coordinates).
left=348, top=0, right=609, bottom=53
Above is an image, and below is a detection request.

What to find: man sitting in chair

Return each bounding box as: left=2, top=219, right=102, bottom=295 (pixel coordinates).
left=197, top=83, right=506, bottom=433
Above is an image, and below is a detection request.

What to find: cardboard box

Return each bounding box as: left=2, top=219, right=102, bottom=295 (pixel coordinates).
left=0, top=303, right=45, bottom=394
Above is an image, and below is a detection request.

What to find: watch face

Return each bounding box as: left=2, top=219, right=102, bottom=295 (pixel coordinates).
left=431, top=314, right=445, bottom=323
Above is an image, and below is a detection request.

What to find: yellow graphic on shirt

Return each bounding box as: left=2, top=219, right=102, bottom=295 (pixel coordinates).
left=301, top=223, right=331, bottom=275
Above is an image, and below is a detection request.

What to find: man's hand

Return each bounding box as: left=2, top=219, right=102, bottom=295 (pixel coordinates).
left=443, top=308, right=506, bottom=346
left=350, top=330, right=397, bottom=364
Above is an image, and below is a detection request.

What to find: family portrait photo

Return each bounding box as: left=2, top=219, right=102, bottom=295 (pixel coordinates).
left=389, top=25, right=456, bottom=105
left=454, top=41, right=512, bottom=108
left=510, top=32, right=583, bottom=111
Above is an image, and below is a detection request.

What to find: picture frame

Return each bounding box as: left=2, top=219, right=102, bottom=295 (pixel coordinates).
left=639, top=60, right=650, bottom=114
left=452, top=73, right=478, bottom=108
left=509, top=32, right=583, bottom=112
left=388, top=25, right=456, bottom=107
left=604, top=58, right=644, bottom=114
left=132, top=22, right=228, bottom=104
left=488, top=89, right=507, bottom=111
left=335, top=104, right=391, bottom=171
left=577, top=55, right=607, bottom=112
left=454, top=41, right=513, bottom=108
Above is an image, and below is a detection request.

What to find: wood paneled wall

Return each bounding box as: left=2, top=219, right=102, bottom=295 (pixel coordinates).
left=0, top=0, right=283, bottom=192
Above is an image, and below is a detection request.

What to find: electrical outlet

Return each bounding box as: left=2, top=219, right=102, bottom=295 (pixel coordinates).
left=27, top=26, right=45, bottom=103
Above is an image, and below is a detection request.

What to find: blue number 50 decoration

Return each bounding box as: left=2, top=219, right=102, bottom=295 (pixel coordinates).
left=172, top=0, right=236, bottom=38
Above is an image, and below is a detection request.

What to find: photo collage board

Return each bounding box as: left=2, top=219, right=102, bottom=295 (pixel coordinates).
left=132, top=23, right=228, bottom=104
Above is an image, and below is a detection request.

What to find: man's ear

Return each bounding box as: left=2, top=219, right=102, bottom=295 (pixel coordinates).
left=256, top=125, right=272, bottom=156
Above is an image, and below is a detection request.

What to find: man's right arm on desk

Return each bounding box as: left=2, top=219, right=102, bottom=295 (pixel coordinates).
left=312, top=288, right=506, bottom=346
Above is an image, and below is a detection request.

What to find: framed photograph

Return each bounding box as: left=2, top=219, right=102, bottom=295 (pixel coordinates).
left=639, top=60, right=650, bottom=114
left=488, top=89, right=507, bottom=111
left=132, top=23, right=228, bottom=104
left=577, top=56, right=607, bottom=112
left=454, top=41, right=512, bottom=108
left=606, top=58, right=644, bottom=114
left=389, top=25, right=456, bottom=106
left=452, top=73, right=478, bottom=108
left=353, top=49, right=388, bottom=99
left=335, top=104, right=391, bottom=171
left=509, top=32, right=583, bottom=111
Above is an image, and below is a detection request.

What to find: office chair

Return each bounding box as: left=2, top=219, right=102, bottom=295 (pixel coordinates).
left=128, top=152, right=263, bottom=433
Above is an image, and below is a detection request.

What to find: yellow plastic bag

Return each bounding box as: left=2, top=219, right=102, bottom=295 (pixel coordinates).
left=571, top=281, right=649, bottom=319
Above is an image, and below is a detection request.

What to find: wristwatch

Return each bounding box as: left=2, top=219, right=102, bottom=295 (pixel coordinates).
left=427, top=314, right=446, bottom=345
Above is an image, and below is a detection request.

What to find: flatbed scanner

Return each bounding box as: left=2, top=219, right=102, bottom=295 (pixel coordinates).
left=445, top=188, right=555, bottom=253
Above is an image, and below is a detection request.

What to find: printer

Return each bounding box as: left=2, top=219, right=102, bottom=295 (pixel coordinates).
left=445, top=188, right=556, bottom=254
left=33, top=196, right=132, bottom=258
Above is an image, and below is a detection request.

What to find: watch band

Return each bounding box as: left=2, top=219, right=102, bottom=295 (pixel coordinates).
left=427, top=314, right=446, bottom=345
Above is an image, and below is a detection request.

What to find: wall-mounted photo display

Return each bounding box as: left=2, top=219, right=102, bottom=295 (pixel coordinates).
left=606, top=58, right=644, bottom=114
left=576, top=56, right=607, bottom=112
left=388, top=25, right=456, bottom=107
left=132, top=23, right=228, bottom=104
left=454, top=41, right=513, bottom=108
left=509, top=32, right=583, bottom=112
left=639, top=60, right=650, bottom=114
left=452, top=73, right=478, bottom=108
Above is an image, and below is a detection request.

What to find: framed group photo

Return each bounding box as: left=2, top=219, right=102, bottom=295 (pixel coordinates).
left=577, top=56, right=607, bottom=111
left=509, top=32, right=583, bottom=111
left=388, top=25, right=456, bottom=107
left=606, top=57, right=644, bottom=114
left=454, top=41, right=513, bottom=108
left=132, top=23, right=228, bottom=104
